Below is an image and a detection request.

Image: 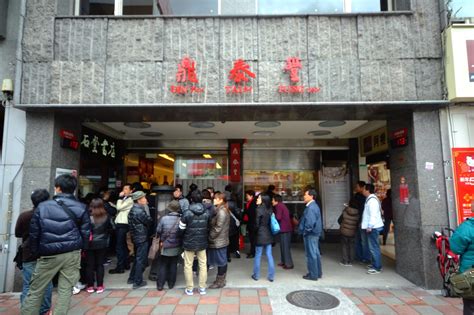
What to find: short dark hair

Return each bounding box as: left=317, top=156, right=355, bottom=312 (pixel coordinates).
left=245, top=190, right=255, bottom=197
left=190, top=190, right=202, bottom=203
left=273, top=194, right=283, bottom=203
left=31, top=189, right=50, bottom=207
left=268, top=185, right=275, bottom=191
left=123, top=183, right=132, bottom=190
left=201, top=189, right=211, bottom=200
left=131, top=182, right=143, bottom=192
left=174, top=184, right=183, bottom=192
left=306, top=189, right=317, bottom=200
left=224, top=184, right=232, bottom=192
left=365, top=184, right=375, bottom=194
left=55, top=174, right=77, bottom=194
left=259, top=193, right=273, bottom=210
left=357, top=181, right=366, bottom=188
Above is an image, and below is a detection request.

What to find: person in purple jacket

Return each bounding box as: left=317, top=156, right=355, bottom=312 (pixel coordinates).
left=272, top=194, right=294, bottom=269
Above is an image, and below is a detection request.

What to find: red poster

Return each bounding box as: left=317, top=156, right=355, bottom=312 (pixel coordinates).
left=452, top=148, right=474, bottom=223
left=230, top=143, right=241, bottom=182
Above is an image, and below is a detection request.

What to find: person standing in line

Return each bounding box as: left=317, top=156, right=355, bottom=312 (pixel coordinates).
left=273, top=194, right=294, bottom=269
left=382, top=189, right=393, bottom=245
left=338, top=198, right=360, bottom=266
left=173, top=185, right=190, bottom=214
left=178, top=190, right=210, bottom=296
left=202, top=189, right=216, bottom=218
left=251, top=193, right=275, bottom=282
left=155, top=200, right=182, bottom=291
left=109, top=184, right=133, bottom=274
left=354, top=181, right=370, bottom=263
left=226, top=191, right=242, bottom=260
left=208, top=192, right=231, bottom=288
left=15, top=189, right=53, bottom=315
left=84, top=198, right=112, bottom=294
left=21, top=174, right=90, bottom=315
left=244, top=190, right=257, bottom=258
left=299, top=189, right=323, bottom=281
left=127, top=191, right=153, bottom=289
left=361, top=184, right=385, bottom=274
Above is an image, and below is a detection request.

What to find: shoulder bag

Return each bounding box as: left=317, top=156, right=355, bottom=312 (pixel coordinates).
left=148, top=217, right=179, bottom=260
left=270, top=212, right=281, bottom=235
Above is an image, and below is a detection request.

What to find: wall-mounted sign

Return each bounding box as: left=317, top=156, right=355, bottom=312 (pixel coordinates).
left=225, top=59, right=256, bottom=94
left=59, top=129, right=79, bottom=150
left=452, top=148, right=474, bottom=223
left=278, top=57, right=321, bottom=94
left=390, top=128, right=409, bottom=149
left=81, top=134, right=116, bottom=158
left=170, top=57, right=205, bottom=94
left=359, top=127, right=388, bottom=157
left=229, top=142, right=241, bottom=182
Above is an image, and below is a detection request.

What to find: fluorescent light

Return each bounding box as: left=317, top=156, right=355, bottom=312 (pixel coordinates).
left=158, top=154, right=175, bottom=162
left=203, top=154, right=212, bottom=159
left=216, top=162, right=222, bottom=169
left=182, top=163, right=187, bottom=167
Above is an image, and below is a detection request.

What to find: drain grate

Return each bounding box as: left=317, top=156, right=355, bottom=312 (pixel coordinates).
left=286, top=290, right=340, bottom=310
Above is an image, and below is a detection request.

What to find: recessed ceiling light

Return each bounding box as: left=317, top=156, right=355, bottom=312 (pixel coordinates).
left=158, top=154, right=175, bottom=162
left=255, top=121, right=281, bottom=128
left=203, top=154, right=212, bottom=159
left=307, top=130, right=331, bottom=136
left=189, top=122, right=215, bottom=129
left=216, top=162, right=222, bottom=169
left=318, top=120, right=346, bottom=127
left=195, top=131, right=218, bottom=137
left=124, top=122, right=151, bottom=129
left=140, top=131, right=163, bottom=137
left=252, top=131, right=275, bottom=136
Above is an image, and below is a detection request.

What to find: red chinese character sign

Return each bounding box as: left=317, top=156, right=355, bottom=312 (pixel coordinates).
left=225, top=59, right=256, bottom=94
left=170, top=57, right=204, bottom=94
left=279, top=57, right=320, bottom=94
left=229, top=143, right=241, bottom=182
left=452, top=148, right=474, bottom=223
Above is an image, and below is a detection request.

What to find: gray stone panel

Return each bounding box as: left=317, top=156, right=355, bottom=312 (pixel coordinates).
left=308, top=16, right=358, bottom=60
left=55, top=18, right=107, bottom=62
left=220, top=60, right=258, bottom=103
left=394, top=225, right=425, bottom=287
left=415, top=59, right=443, bottom=100
left=163, top=18, right=219, bottom=61
left=21, top=62, right=52, bottom=104
left=360, top=59, right=416, bottom=101
left=258, top=18, right=307, bottom=61
left=105, top=62, right=163, bottom=104
left=107, top=19, right=164, bottom=62
left=23, top=0, right=56, bottom=62
left=50, top=61, right=105, bottom=104
left=357, top=15, right=415, bottom=60
left=308, top=58, right=361, bottom=102
left=412, top=0, right=442, bottom=58
left=220, top=18, right=258, bottom=61
left=162, top=60, right=219, bottom=103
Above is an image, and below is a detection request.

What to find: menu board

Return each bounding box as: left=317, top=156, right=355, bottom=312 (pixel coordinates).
left=321, top=166, right=350, bottom=230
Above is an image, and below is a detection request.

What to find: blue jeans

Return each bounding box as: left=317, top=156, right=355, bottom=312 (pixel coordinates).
left=303, top=235, right=322, bottom=279
left=21, top=261, right=53, bottom=315
left=253, top=245, right=275, bottom=280
left=356, top=229, right=371, bottom=262
left=366, top=227, right=384, bottom=270
left=128, top=241, right=148, bottom=285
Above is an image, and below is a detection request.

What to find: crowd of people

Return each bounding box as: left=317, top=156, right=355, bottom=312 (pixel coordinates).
left=15, top=173, right=389, bottom=315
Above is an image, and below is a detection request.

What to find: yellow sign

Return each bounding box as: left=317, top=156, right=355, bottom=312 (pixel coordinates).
left=359, top=127, right=388, bottom=157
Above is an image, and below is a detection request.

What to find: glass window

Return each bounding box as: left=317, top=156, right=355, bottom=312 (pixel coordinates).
left=123, top=0, right=154, bottom=15
left=451, top=0, right=474, bottom=18
left=351, top=0, right=381, bottom=13
left=258, top=0, right=344, bottom=15
left=174, top=155, right=228, bottom=180
left=80, top=0, right=115, bottom=15
left=157, top=0, right=218, bottom=15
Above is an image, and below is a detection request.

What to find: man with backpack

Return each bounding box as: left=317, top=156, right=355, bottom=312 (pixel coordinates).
left=361, top=183, right=384, bottom=275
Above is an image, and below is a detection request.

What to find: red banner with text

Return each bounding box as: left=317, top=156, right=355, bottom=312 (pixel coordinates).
left=452, top=148, right=474, bottom=223
left=229, top=143, right=241, bottom=182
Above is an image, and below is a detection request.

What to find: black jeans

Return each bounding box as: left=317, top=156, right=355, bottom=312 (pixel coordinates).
left=341, top=235, right=355, bottom=264
left=157, top=255, right=179, bottom=289
left=464, top=298, right=474, bottom=315
left=85, top=248, right=106, bottom=287
left=128, top=241, right=148, bottom=285
left=115, top=224, right=130, bottom=270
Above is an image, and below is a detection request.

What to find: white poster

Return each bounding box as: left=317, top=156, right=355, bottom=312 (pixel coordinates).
left=55, top=168, right=77, bottom=178
left=321, top=166, right=350, bottom=230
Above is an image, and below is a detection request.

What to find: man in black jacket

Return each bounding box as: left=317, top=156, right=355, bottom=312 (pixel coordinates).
left=22, top=174, right=90, bottom=315
left=127, top=191, right=153, bottom=289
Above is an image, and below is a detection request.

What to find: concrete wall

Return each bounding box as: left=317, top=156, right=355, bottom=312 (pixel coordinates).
left=20, top=0, right=444, bottom=105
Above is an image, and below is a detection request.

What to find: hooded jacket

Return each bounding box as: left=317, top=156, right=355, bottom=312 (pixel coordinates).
left=451, top=218, right=474, bottom=273
left=178, top=202, right=210, bottom=251
left=339, top=206, right=360, bottom=238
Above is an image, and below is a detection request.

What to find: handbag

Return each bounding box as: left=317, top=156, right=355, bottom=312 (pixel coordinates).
left=270, top=213, right=281, bottom=235
left=450, top=268, right=474, bottom=299
left=148, top=217, right=179, bottom=260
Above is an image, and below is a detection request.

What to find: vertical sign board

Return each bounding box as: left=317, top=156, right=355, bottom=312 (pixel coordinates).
left=468, top=40, right=474, bottom=82
left=229, top=143, right=241, bottom=182
left=452, top=148, right=474, bottom=223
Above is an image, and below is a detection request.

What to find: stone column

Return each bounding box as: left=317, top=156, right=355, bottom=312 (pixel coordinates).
left=388, top=109, right=449, bottom=289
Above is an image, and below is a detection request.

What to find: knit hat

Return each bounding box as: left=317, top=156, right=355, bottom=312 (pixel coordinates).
left=132, top=191, right=146, bottom=201
left=166, top=200, right=180, bottom=213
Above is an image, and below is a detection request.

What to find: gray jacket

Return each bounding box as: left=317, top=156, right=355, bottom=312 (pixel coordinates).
left=208, top=205, right=230, bottom=249
left=156, top=212, right=181, bottom=249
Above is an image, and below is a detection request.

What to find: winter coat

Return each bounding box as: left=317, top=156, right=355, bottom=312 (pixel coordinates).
left=29, top=194, right=91, bottom=256
left=255, top=205, right=273, bottom=246
left=178, top=202, right=210, bottom=251
left=228, top=200, right=242, bottom=236
left=115, top=197, right=133, bottom=224
left=128, top=203, right=153, bottom=244
left=177, top=196, right=190, bottom=214
left=15, top=209, right=38, bottom=262
left=84, top=216, right=112, bottom=250
left=274, top=202, right=292, bottom=233
left=361, top=194, right=384, bottom=230
left=156, top=212, right=181, bottom=249
left=209, top=205, right=230, bottom=249
left=451, top=218, right=474, bottom=273
left=202, top=200, right=215, bottom=218
left=339, top=206, right=360, bottom=238
left=298, top=200, right=322, bottom=237
left=245, top=197, right=257, bottom=228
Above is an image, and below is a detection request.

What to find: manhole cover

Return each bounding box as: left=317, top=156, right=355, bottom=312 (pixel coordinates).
left=286, top=290, right=340, bottom=310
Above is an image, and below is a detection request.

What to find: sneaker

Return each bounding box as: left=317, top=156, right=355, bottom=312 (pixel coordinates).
left=366, top=264, right=374, bottom=269
left=72, top=286, right=81, bottom=295
left=340, top=261, right=352, bottom=267
left=76, top=282, right=86, bottom=290
left=86, top=287, right=95, bottom=293
left=235, top=251, right=241, bottom=258
left=209, top=265, right=215, bottom=270
left=185, top=288, right=194, bottom=296
left=367, top=268, right=381, bottom=275
left=199, top=288, right=207, bottom=295
left=96, top=286, right=105, bottom=294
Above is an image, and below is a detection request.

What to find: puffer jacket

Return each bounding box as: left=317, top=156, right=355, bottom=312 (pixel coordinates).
left=228, top=200, right=242, bottom=236
left=115, top=197, right=133, bottom=224
left=178, top=202, right=210, bottom=251
left=156, top=212, right=181, bottom=249
left=84, top=216, right=112, bottom=250
left=128, top=203, right=153, bottom=244
left=255, top=205, right=273, bottom=246
left=451, top=218, right=474, bottom=272
left=209, top=205, right=230, bottom=249
left=339, top=206, right=360, bottom=237
left=29, top=194, right=90, bottom=256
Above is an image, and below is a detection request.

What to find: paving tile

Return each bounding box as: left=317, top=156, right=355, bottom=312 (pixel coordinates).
left=109, top=305, right=135, bottom=314
left=441, top=297, right=463, bottom=305
left=341, top=288, right=353, bottom=296
left=240, top=289, right=259, bottom=297
left=204, top=289, right=222, bottom=297
left=379, top=297, right=404, bottom=305
left=0, top=307, right=7, bottom=312
left=357, top=304, right=375, bottom=314
left=421, top=296, right=450, bottom=306
left=222, top=289, right=239, bottom=297
left=173, top=304, right=197, bottom=314
left=218, top=304, right=239, bottom=314
left=97, top=297, right=122, bottom=306
left=146, top=291, right=166, bottom=297
left=195, top=304, right=218, bottom=314
left=241, top=296, right=260, bottom=304
left=261, top=304, right=273, bottom=314
left=259, top=296, right=270, bottom=304
left=390, top=289, right=416, bottom=299
left=372, top=290, right=394, bottom=297
left=108, top=290, right=129, bottom=298
left=165, top=289, right=184, bottom=297
left=352, top=289, right=374, bottom=298
left=258, top=289, right=268, bottom=297
left=413, top=305, right=444, bottom=315
left=359, top=296, right=384, bottom=304
left=400, top=296, right=426, bottom=305
left=128, top=290, right=148, bottom=298
left=368, top=304, right=397, bottom=315
left=0, top=299, right=19, bottom=307
left=178, top=296, right=200, bottom=304
left=433, top=304, right=463, bottom=314
left=240, top=304, right=262, bottom=314
left=159, top=297, right=180, bottom=305
left=410, top=290, right=432, bottom=297
left=350, top=296, right=362, bottom=305
left=119, top=297, right=142, bottom=305
left=84, top=305, right=113, bottom=315
left=67, top=304, right=93, bottom=315
left=130, top=305, right=154, bottom=314
left=390, top=305, right=420, bottom=315
left=220, top=296, right=239, bottom=304
left=151, top=304, right=176, bottom=314
left=199, top=296, right=219, bottom=304
left=139, top=297, right=161, bottom=306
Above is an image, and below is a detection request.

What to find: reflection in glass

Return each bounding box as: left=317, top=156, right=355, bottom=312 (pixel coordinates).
left=351, top=0, right=380, bottom=13
left=123, top=0, right=154, bottom=15
left=259, top=0, right=318, bottom=14
left=158, top=0, right=218, bottom=15
left=80, top=0, right=115, bottom=15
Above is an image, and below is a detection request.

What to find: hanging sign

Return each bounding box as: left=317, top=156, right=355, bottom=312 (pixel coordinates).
left=170, top=57, right=205, bottom=94
left=278, top=57, right=321, bottom=94
left=229, top=143, right=241, bottom=182
left=452, top=148, right=474, bottom=223
left=59, top=129, right=79, bottom=150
